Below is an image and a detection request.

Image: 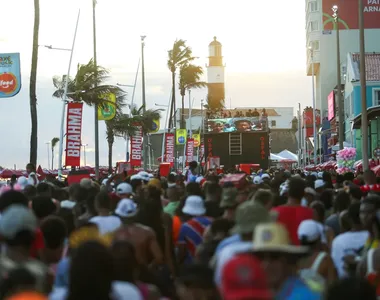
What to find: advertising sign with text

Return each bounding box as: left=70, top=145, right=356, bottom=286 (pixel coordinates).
left=328, top=91, right=335, bottom=121
left=130, top=125, right=143, bottom=167
left=65, top=102, right=83, bottom=167
left=186, top=138, right=194, bottom=166
left=0, top=53, right=21, bottom=98
left=165, top=133, right=175, bottom=166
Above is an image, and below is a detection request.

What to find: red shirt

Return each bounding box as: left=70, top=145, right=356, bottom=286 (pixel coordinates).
left=30, top=228, right=44, bottom=258
left=272, top=206, right=314, bottom=245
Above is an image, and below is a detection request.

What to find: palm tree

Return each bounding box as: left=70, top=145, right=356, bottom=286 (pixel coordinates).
left=51, top=137, right=59, bottom=169
left=105, top=105, right=162, bottom=172
left=179, top=63, right=207, bottom=129
left=29, top=0, right=40, bottom=166
left=167, top=39, right=195, bottom=129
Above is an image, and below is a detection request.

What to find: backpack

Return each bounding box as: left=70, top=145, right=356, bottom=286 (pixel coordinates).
left=298, top=252, right=327, bottom=292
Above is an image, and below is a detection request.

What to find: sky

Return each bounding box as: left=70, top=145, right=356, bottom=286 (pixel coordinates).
left=0, top=0, right=312, bottom=169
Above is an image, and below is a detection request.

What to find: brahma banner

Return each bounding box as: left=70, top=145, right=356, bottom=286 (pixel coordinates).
left=65, top=102, right=83, bottom=167
left=186, top=138, right=194, bottom=166
left=165, top=133, right=175, bottom=166
left=130, top=125, right=143, bottom=167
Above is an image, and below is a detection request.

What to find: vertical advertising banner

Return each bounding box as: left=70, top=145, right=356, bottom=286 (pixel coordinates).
left=0, top=53, right=21, bottom=98
left=65, top=102, right=83, bottom=167
left=164, top=133, right=175, bottom=166
left=200, top=143, right=205, bottom=165
left=130, top=125, right=143, bottom=167
left=176, top=129, right=187, bottom=145
left=327, top=91, right=335, bottom=121
left=186, top=138, right=195, bottom=166
left=192, top=134, right=201, bottom=147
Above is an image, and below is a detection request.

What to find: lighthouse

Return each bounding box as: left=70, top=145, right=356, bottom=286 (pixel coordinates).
left=207, top=37, right=225, bottom=108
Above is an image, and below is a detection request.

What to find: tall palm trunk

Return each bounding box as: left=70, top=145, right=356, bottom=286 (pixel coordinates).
left=51, top=148, right=54, bottom=170
left=29, top=0, right=40, bottom=165
left=168, top=71, right=175, bottom=129
left=106, top=123, right=114, bottom=174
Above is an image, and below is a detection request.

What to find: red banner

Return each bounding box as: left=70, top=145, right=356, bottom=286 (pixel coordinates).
left=186, top=138, right=194, bottom=166
left=65, top=102, right=83, bottom=167
left=164, top=133, right=175, bottom=166
left=130, top=125, right=143, bottom=167
left=200, top=143, right=205, bottom=166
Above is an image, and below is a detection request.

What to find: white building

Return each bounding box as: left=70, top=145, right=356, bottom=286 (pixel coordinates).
left=305, top=0, right=380, bottom=117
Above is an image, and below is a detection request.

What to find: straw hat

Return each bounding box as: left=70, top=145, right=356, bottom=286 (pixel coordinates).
left=252, top=223, right=309, bottom=254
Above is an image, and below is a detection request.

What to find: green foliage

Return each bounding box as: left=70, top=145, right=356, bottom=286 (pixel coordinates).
left=51, top=137, right=59, bottom=149
left=167, top=39, right=195, bottom=73
left=178, top=64, right=207, bottom=96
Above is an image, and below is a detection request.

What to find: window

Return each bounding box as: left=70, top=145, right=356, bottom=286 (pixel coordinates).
left=310, top=21, right=319, bottom=32
left=374, top=89, right=380, bottom=106
left=309, top=40, right=320, bottom=51
left=271, top=120, right=276, bottom=127
left=309, top=1, right=318, bottom=12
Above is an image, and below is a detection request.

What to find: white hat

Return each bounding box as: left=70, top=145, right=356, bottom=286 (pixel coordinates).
left=101, top=178, right=109, bottom=186
left=138, top=171, right=150, bottom=182
left=116, top=182, right=133, bottom=195
left=16, top=176, right=29, bottom=190
left=261, top=173, right=270, bottom=180
left=182, top=195, right=206, bottom=216
left=297, top=220, right=321, bottom=243
left=253, top=176, right=263, bottom=185
left=115, top=198, right=137, bottom=217
left=314, top=179, right=325, bottom=190
left=317, top=172, right=323, bottom=179
left=130, top=174, right=142, bottom=181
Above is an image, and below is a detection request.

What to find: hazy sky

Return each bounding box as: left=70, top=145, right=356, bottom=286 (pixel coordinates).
left=0, top=0, right=312, bottom=169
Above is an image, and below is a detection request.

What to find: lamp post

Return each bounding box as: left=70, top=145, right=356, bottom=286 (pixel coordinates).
left=43, top=10, right=80, bottom=179
left=309, top=47, right=317, bottom=165
left=81, top=143, right=88, bottom=167
left=141, top=36, right=147, bottom=170
left=332, top=5, right=344, bottom=150
left=46, top=142, right=51, bottom=169
left=155, top=102, right=171, bottom=163
left=359, top=0, right=369, bottom=170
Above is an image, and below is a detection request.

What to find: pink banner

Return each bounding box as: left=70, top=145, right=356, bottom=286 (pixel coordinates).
left=130, top=125, right=143, bottom=167
left=164, top=133, right=175, bottom=166
left=65, top=102, right=83, bottom=167
left=328, top=91, right=335, bottom=121
left=186, top=138, right=194, bottom=166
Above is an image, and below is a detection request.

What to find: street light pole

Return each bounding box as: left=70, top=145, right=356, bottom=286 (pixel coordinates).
left=309, top=47, right=317, bottom=165
left=332, top=5, right=344, bottom=150
left=81, top=144, right=88, bottom=166
left=46, top=142, right=50, bottom=169
left=141, top=36, right=147, bottom=170
left=92, top=0, right=100, bottom=179
left=57, top=10, right=80, bottom=179
left=359, top=0, right=369, bottom=170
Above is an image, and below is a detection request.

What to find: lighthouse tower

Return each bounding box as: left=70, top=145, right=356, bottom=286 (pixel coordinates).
left=207, top=37, right=225, bottom=108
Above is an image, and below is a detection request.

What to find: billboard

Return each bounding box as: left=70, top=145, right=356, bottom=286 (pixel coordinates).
left=0, top=53, right=21, bottom=98
left=327, top=91, right=335, bottom=121
left=207, top=117, right=268, bottom=133
left=65, top=102, right=83, bottom=167
left=322, top=0, right=380, bottom=30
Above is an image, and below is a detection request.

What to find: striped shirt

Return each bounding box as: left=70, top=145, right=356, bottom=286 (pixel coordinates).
left=177, top=216, right=212, bottom=262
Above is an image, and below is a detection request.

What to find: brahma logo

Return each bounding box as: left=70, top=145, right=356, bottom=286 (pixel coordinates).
left=0, top=73, right=17, bottom=94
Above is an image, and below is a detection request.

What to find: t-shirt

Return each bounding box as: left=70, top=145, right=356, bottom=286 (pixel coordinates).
left=163, top=202, right=179, bottom=216
left=177, top=217, right=212, bottom=262
left=331, top=230, right=369, bottom=278
left=272, top=206, right=314, bottom=245
left=90, top=216, right=122, bottom=235
left=276, top=276, right=322, bottom=300
left=215, top=234, right=241, bottom=255
left=30, top=229, right=45, bottom=258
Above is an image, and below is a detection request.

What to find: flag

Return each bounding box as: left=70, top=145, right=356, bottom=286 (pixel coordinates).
left=176, top=129, right=187, bottom=145
left=192, top=134, right=201, bottom=147
left=98, top=93, right=116, bottom=121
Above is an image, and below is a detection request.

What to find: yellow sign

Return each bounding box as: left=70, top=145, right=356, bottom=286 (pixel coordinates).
left=193, top=134, right=201, bottom=147
left=149, top=119, right=160, bottom=133
left=98, top=93, right=116, bottom=121
left=176, top=129, right=187, bottom=145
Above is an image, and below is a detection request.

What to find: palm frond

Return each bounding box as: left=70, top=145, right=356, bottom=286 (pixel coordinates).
left=51, top=137, right=60, bottom=148
left=178, top=63, right=207, bottom=96
left=106, top=113, right=139, bottom=138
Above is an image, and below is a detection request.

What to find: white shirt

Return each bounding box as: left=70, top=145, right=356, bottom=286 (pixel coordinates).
left=214, top=241, right=252, bottom=287
left=331, top=230, right=369, bottom=278
left=49, top=281, right=142, bottom=300
left=90, top=215, right=122, bottom=235
left=28, top=172, right=39, bottom=186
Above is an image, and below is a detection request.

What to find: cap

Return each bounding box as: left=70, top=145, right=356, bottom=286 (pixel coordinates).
left=220, top=187, right=238, bottom=208
left=261, top=173, right=270, bottom=180
left=182, top=195, right=205, bottom=216
left=221, top=254, right=273, bottom=300
left=297, top=219, right=321, bottom=243
left=317, top=172, right=323, bottom=179
left=137, top=171, right=150, bottom=182
left=16, top=176, right=29, bottom=190
left=115, top=198, right=137, bottom=218
left=315, top=179, right=325, bottom=190
left=253, top=176, right=263, bottom=185
left=231, top=202, right=270, bottom=234
left=116, top=182, right=133, bottom=195
left=130, top=174, right=142, bottom=181
left=0, top=205, right=37, bottom=239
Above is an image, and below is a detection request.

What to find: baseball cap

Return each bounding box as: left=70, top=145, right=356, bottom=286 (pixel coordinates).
left=116, top=182, right=133, bottom=195
left=314, top=179, right=325, bottom=190
left=130, top=174, right=142, bottom=181
left=137, top=171, right=150, bottom=182
left=221, top=254, right=273, bottom=300
left=0, top=205, right=37, bottom=239
left=253, top=176, right=263, bottom=185
left=297, top=219, right=321, bottom=244
left=115, top=199, right=137, bottom=218
left=220, top=187, right=238, bottom=208
left=231, top=202, right=271, bottom=234
left=261, top=173, right=270, bottom=180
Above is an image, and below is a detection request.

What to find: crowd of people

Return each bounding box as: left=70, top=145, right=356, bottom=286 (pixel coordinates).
left=0, top=162, right=380, bottom=299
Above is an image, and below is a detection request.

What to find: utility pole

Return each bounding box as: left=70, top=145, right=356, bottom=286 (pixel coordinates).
left=141, top=36, right=147, bottom=170
left=332, top=5, right=344, bottom=150
left=309, top=47, right=317, bottom=165
left=92, top=0, right=99, bottom=179
left=359, top=0, right=369, bottom=170
left=298, top=103, right=302, bottom=167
